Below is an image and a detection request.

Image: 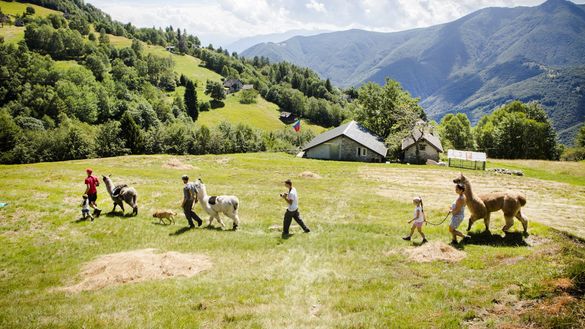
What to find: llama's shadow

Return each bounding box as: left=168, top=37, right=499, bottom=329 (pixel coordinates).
left=73, top=217, right=91, bottom=224
left=205, top=226, right=236, bottom=232
left=462, top=231, right=529, bottom=247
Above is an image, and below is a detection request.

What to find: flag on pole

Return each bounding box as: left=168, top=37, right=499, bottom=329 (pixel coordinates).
left=293, top=119, right=301, bottom=132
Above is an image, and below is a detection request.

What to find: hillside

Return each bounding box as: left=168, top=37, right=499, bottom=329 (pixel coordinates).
left=0, top=153, right=584, bottom=328
left=0, top=8, right=321, bottom=134
left=242, top=0, right=585, bottom=144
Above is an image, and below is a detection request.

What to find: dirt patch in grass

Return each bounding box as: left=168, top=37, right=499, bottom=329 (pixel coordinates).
left=401, top=241, right=466, bottom=263
left=499, top=256, right=525, bottom=265
left=525, top=235, right=553, bottom=247
left=547, top=278, right=574, bottom=292
left=59, top=249, right=212, bottom=292
left=162, top=158, right=196, bottom=170
left=299, top=171, right=322, bottom=179
left=216, top=158, right=231, bottom=165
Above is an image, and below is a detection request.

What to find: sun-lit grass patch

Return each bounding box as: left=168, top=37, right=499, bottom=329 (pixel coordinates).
left=0, top=1, right=60, bottom=17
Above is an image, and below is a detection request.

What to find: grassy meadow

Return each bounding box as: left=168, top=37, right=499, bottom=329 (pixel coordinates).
left=0, top=153, right=583, bottom=328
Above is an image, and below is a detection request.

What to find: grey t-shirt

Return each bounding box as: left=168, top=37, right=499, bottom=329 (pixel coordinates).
left=183, top=182, right=195, bottom=200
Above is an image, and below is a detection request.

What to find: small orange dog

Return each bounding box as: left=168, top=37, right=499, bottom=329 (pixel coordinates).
left=152, top=210, right=177, bottom=225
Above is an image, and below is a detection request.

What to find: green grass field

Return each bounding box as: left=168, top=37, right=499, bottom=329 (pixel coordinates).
left=0, top=154, right=583, bottom=328
left=490, top=159, right=585, bottom=187
left=0, top=1, right=60, bottom=44
left=0, top=1, right=59, bottom=17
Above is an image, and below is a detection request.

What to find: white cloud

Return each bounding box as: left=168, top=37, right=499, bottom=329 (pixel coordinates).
left=306, top=0, right=327, bottom=13
left=87, top=0, right=585, bottom=47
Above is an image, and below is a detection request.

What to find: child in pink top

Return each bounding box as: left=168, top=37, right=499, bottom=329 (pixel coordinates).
left=402, top=196, right=428, bottom=243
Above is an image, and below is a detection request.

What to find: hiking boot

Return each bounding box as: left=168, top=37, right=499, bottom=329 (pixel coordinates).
left=402, top=236, right=411, bottom=241
left=422, top=238, right=428, bottom=244
left=95, top=209, right=102, bottom=217
left=450, top=239, right=458, bottom=245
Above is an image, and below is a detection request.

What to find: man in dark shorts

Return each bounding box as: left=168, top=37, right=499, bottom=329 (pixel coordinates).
left=181, top=175, right=202, bottom=228
left=84, top=168, right=102, bottom=217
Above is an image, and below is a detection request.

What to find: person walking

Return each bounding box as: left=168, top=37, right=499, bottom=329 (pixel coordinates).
left=402, top=196, right=428, bottom=243
left=84, top=168, right=101, bottom=217
left=449, top=183, right=470, bottom=244
left=181, top=175, right=202, bottom=229
left=281, top=179, right=310, bottom=238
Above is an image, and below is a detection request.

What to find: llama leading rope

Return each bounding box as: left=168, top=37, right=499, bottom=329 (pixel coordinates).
left=425, top=212, right=451, bottom=226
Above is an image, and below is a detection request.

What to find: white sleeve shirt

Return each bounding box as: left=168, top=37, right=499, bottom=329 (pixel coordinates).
left=287, top=187, right=299, bottom=211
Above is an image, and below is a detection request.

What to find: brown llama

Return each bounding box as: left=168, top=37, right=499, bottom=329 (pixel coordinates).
left=452, top=174, right=528, bottom=233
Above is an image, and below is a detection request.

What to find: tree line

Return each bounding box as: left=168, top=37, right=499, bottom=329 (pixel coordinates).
left=350, top=79, right=564, bottom=161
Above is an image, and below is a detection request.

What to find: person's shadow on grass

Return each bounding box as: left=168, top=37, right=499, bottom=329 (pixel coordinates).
left=462, top=231, right=528, bottom=247
left=106, top=211, right=134, bottom=218
left=169, top=226, right=192, bottom=236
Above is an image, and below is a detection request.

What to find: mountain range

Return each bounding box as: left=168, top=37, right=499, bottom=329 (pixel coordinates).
left=227, top=29, right=329, bottom=53
left=242, top=0, right=585, bottom=144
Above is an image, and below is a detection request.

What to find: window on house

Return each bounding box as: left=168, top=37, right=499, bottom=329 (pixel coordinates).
left=357, top=147, right=361, bottom=156
left=419, top=143, right=426, bottom=151
left=361, top=148, right=367, bottom=156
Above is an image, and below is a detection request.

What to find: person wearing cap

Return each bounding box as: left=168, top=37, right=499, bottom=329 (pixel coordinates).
left=84, top=168, right=101, bottom=217
left=280, top=179, right=310, bottom=237
left=181, top=175, right=202, bottom=228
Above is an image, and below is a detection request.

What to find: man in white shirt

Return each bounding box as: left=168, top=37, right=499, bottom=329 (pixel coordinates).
left=280, top=179, right=310, bottom=237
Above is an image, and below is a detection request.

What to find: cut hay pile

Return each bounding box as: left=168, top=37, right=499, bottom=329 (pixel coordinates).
left=402, top=241, right=466, bottom=263
left=60, top=249, right=211, bottom=292
left=299, top=171, right=322, bottom=179
left=162, top=158, right=195, bottom=170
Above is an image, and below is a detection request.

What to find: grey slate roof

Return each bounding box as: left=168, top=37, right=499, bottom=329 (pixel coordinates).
left=302, top=121, right=388, bottom=157
left=401, top=130, right=444, bottom=152
left=223, top=79, right=242, bottom=87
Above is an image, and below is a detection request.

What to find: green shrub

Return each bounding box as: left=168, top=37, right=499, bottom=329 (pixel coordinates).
left=561, top=147, right=585, bottom=161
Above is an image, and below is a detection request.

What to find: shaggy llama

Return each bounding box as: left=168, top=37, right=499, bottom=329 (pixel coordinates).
left=193, top=178, right=240, bottom=230
left=453, top=174, right=528, bottom=233
left=102, top=175, right=138, bottom=216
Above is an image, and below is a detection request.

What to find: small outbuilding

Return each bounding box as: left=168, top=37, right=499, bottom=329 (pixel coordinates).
left=401, top=130, right=444, bottom=164
left=303, top=121, right=387, bottom=162
left=223, top=78, right=243, bottom=94
left=279, top=112, right=297, bottom=124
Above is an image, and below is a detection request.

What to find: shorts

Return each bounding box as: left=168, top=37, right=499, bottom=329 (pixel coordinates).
left=88, top=193, right=97, bottom=203
left=450, top=214, right=465, bottom=230
left=82, top=209, right=90, bottom=214
left=413, top=221, right=424, bottom=228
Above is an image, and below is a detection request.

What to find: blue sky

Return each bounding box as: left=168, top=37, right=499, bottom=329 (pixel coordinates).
left=87, top=0, right=585, bottom=47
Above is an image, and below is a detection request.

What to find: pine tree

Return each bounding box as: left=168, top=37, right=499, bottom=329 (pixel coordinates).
left=119, top=112, right=144, bottom=154
left=184, top=79, right=199, bottom=121
left=325, top=78, right=333, bottom=93
left=178, top=29, right=188, bottom=54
